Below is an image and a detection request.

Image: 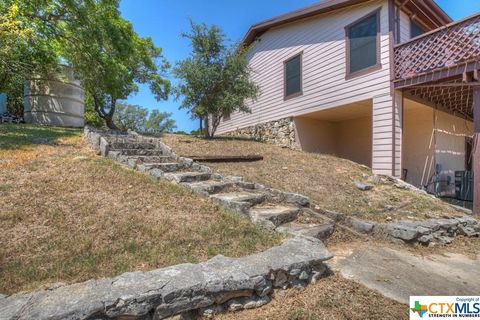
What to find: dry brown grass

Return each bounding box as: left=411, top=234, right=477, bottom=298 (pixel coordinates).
left=163, top=134, right=464, bottom=222
left=0, top=125, right=281, bottom=294
left=217, top=275, right=408, bottom=320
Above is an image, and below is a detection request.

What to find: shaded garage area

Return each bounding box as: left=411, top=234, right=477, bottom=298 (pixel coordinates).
left=402, top=98, right=474, bottom=197
left=294, top=100, right=372, bottom=167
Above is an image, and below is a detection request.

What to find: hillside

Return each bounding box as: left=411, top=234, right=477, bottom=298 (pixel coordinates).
left=163, top=134, right=464, bottom=222
left=0, top=124, right=280, bottom=294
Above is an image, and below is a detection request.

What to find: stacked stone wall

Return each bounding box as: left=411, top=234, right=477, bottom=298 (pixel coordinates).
left=223, top=117, right=298, bottom=149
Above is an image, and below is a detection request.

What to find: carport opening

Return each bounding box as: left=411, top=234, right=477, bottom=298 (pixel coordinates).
left=402, top=99, right=474, bottom=199
left=294, top=100, right=372, bottom=167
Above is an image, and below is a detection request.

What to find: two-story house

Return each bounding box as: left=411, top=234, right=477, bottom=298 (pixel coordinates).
left=215, top=0, right=480, bottom=214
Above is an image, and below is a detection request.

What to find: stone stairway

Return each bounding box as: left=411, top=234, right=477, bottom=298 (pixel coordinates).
left=85, top=128, right=480, bottom=246
left=92, top=131, right=335, bottom=242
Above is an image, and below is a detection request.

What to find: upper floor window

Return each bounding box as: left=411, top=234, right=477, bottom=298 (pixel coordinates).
left=284, top=53, right=302, bottom=99
left=345, top=9, right=381, bottom=78
left=410, top=20, right=425, bottom=38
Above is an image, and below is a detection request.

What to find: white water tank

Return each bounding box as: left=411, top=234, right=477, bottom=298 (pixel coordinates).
left=24, top=66, right=84, bottom=127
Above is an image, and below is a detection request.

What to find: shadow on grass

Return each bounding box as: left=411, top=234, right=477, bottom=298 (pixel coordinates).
left=0, top=123, right=81, bottom=150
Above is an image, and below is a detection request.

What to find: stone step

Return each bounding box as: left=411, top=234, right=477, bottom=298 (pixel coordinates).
left=182, top=180, right=234, bottom=196
left=123, top=156, right=174, bottom=168
left=249, top=205, right=301, bottom=230
left=163, top=171, right=212, bottom=183
left=276, top=222, right=334, bottom=240
left=115, top=149, right=164, bottom=156
left=138, top=162, right=182, bottom=173
left=211, top=192, right=266, bottom=205
left=129, top=155, right=173, bottom=163
left=109, top=142, right=156, bottom=150
left=210, top=192, right=266, bottom=215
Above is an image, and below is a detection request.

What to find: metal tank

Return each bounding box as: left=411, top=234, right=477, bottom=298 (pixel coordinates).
left=24, top=66, right=84, bottom=127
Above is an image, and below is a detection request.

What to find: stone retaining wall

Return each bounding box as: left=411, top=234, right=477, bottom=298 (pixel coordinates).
left=222, top=117, right=298, bottom=149
left=0, top=238, right=332, bottom=320
left=323, top=210, right=479, bottom=246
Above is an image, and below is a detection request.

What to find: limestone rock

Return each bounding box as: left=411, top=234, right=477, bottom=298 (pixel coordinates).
left=277, top=223, right=334, bottom=240
left=458, top=225, right=479, bottom=237
left=266, top=188, right=310, bottom=207
left=0, top=238, right=331, bottom=320
left=348, top=218, right=375, bottom=234
left=387, top=222, right=420, bottom=241
left=227, top=295, right=271, bottom=311
left=354, top=181, right=373, bottom=191
left=249, top=205, right=300, bottom=230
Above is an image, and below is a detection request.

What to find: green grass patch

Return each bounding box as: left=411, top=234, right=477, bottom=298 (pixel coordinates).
left=0, top=123, right=81, bottom=150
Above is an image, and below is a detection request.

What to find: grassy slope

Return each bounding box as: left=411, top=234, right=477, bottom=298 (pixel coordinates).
left=0, top=124, right=281, bottom=294
left=163, top=134, right=463, bottom=222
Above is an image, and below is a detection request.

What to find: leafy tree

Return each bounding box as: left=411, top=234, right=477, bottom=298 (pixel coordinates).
left=143, top=109, right=177, bottom=134
left=114, top=103, right=148, bottom=132
left=0, top=1, right=171, bottom=128
left=114, top=103, right=176, bottom=134
left=53, top=0, right=171, bottom=129
left=84, top=93, right=106, bottom=128
left=0, top=2, right=60, bottom=114
left=190, top=129, right=201, bottom=136
left=174, top=130, right=188, bottom=135
left=174, top=21, right=259, bottom=139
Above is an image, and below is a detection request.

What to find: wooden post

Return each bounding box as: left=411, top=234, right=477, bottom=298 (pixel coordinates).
left=474, top=87, right=480, bottom=215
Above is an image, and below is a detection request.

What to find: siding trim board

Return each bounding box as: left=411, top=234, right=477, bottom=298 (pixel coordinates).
left=388, top=0, right=397, bottom=176
left=344, top=7, right=383, bottom=80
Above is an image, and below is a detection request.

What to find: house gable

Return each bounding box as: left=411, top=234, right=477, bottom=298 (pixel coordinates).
left=217, top=0, right=392, bottom=134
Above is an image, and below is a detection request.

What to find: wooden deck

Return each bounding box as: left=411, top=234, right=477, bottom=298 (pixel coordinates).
left=394, top=13, right=480, bottom=90
left=393, top=13, right=480, bottom=215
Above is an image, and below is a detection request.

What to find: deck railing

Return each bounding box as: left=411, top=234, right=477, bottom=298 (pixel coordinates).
left=394, top=13, right=480, bottom=81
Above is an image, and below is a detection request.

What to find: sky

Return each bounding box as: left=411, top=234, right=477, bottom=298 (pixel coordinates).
left=119, top=0, right=480, bottom=132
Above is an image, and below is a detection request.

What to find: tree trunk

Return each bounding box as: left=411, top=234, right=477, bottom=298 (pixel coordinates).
left=204, top=116, right=212, bottom=139
left=199, top=116, right=203, bottom=135
left=92, top=93, right=119, bottom=130
left=104, top=114, right=119, bottom=130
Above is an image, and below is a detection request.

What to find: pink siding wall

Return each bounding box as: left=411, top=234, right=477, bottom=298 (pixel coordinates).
left=216, top=0, right=406, bottom=177
left=372, top=92, right=403, bottom=176
left=216, top=0, right=391, bottom=134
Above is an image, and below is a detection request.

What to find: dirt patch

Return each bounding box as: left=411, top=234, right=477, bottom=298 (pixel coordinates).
left=163, top=134, right=466, bottom=222
left=0, top=125, right=281, bottom=294
left=217, top=275, right=408, bottom=320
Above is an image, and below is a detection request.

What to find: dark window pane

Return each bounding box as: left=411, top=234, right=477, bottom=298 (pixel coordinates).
left=411, top=20, right=425, bottom=38
left=223, top=111, right=231, bottom=121
left=349, top=13, right=378, bottom=74
left=285, top=55, right=301, bottom=97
